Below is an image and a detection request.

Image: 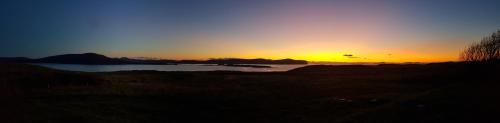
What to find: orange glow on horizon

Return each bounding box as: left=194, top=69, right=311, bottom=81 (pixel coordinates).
left=96, top=1, right=475, bottom=63
left=108, top=48, right=459, bottom=63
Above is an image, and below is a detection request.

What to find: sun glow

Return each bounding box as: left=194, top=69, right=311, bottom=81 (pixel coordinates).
left=93, top=0, right=477, bottom=63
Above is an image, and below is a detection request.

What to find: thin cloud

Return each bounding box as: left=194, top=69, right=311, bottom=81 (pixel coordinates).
left=343, top=54, right=359, bottom=59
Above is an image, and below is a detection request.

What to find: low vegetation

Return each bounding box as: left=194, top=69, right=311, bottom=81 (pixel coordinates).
left=1, top=62, right=499, bottom=123
left=460, top=30, right=500, bottom=62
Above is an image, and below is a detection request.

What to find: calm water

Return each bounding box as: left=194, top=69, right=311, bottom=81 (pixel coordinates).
left=34, top=64, right=309, bottom=72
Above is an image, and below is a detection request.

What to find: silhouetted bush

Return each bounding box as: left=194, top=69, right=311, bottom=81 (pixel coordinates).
left=460, top=30, right=500, bottom=62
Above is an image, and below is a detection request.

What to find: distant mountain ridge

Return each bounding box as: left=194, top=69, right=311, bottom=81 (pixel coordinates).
left=0, top=53, right=308, bottom=65
left=34, top=53, right=126, bottom=65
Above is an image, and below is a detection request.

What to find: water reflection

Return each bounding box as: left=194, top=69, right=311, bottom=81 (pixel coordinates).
left=33, top=64, right=309, bottom=72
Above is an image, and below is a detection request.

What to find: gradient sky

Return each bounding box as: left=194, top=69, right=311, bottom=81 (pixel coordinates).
left=1, top=0, right=500, bottom=62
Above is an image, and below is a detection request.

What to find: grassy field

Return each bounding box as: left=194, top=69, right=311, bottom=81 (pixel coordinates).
left=1, top=62, right=499, bottom=123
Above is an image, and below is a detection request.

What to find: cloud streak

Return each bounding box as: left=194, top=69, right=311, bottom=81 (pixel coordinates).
left=343, top=54, right=359, bottom=59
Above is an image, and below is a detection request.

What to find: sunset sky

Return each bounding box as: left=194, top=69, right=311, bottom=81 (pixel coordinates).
left=1, top=0, right=500, bottom=62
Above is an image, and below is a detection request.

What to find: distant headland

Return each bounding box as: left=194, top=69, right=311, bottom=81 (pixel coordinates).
left=0, top=53, right=308, bottom=65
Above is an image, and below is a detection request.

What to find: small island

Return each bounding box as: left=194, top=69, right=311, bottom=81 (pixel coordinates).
left=217, top=64, right=272, bottom=68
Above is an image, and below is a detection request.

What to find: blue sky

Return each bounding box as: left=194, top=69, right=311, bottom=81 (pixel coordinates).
left=1, top=0, right=500, bottom=62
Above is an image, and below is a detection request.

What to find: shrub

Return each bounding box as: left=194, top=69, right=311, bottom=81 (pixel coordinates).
left=460, top=30, right=500, bottom=62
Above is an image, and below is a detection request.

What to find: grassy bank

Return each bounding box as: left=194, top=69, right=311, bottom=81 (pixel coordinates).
left=1, top=62, right=499, bottom=123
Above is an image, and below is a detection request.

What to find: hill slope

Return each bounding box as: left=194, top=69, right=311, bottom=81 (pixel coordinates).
left=1, top=62, right=500, bottom=123
left=35, top=53, right=126, bottom=65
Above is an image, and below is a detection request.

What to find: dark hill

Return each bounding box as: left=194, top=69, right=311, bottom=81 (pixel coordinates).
left=27, top=53, right=308, bottom=65
left=34, top=53, right=127, bottom=65
left=5, top=53, right=307, bottom=65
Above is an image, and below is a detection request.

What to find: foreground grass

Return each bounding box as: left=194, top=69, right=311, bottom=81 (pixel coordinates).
left=1, top=62, right=499, bottom=123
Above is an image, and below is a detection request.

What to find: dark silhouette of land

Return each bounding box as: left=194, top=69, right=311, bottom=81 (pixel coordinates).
left=1, top=62, right=499, bottom=123
left=0, top=57, right=32, bottom=63
left=0, top=53, right=307, bottom=65
left=35, top=53, right=131, bottom=65
left=203, top=64, right=273, bottom=68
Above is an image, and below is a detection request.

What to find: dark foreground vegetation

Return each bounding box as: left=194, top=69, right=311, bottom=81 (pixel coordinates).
left=460, top=30, right=500, bottom=62
left=1, top=62, right=500, bottom=123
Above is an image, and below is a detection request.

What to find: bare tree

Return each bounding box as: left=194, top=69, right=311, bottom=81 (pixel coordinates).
left=460, top=30, right=500, bottom=62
